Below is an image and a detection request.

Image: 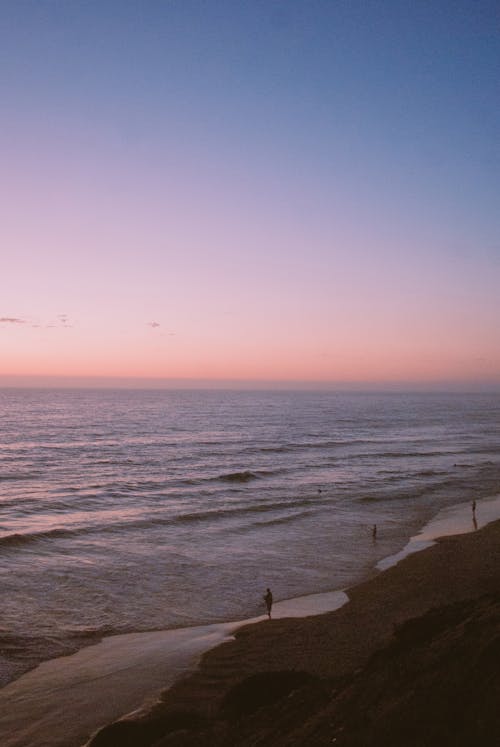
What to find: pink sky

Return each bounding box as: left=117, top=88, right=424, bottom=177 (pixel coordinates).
left=2, top=3, right=499, bottom=388
left=2, top=134, right=499, bottom=387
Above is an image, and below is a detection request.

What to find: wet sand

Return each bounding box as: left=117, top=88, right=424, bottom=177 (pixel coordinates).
left=0, top=593, right=346, bottom=747
left=89, top=502, right=500, bottom=746
left=1, top=497, right=499, bottom=747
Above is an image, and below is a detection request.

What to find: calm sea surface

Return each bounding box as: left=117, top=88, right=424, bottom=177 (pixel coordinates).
left=1, top=388, right=500, bottom=686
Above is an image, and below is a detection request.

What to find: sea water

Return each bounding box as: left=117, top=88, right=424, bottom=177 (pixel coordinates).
left=1, top=388, right=500, bottom=686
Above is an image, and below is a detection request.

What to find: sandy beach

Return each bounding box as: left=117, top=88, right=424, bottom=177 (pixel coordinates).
left=2, top=498, right=498, bottom=746
left=87, top=509, right=500, bottom=746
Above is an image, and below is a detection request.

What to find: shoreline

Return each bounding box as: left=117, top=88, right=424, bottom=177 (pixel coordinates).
left=1, top=495, right=499, bottom=747
left=90, top=511, right=500, bottom=746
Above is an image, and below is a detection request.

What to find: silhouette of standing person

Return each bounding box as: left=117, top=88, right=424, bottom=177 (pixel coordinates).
left=372, top=524, right=377, bottom=540
left=264, top=588, right=273, bottom=619
left=472, top=500, right=476, bottom=514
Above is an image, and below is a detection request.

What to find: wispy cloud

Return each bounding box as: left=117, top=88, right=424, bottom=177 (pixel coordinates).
left=1, top=314, right=74, bottom=329
left=55, top=314, right=73, bottom=328
left=146, top=321, right=177, bottom=338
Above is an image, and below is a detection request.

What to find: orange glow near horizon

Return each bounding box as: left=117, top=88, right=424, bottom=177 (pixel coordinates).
left=2, top=318, right=499, bottom=387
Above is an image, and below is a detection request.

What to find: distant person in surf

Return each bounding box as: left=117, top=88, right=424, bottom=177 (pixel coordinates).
left=472, top=500, right=476, bottom=513
left=264, top=588, right=273, bottom=619
left=372, top=524, right=377, bottom=540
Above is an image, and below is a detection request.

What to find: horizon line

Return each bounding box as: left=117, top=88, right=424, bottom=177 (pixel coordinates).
left=1, top=375, right=500, bottom=393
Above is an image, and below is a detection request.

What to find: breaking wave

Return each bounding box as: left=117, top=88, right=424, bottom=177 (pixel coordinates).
left=219, top=470, right=260, bottom=482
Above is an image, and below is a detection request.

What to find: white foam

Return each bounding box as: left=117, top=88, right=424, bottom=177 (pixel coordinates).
left=377, top=494, right=500, bottom=571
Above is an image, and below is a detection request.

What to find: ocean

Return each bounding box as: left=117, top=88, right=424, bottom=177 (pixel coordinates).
left=1, top=388, right=500, bottom=687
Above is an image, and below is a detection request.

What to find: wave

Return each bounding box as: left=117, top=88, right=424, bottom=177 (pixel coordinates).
left=358, top=486, right=430, bottom=503
left=286, top=439, right=368, bottom=451
left=219, top=469, right=283, bottom=482
left=455, top=460, right=496, bottom=468
left=0, top=527, right=77, bottom=548
left=240, top=445, right=293, bottom=455
left=0, top=495, right=332, bottom=550
left=0, top=631, right=59, bottom=652
left=378, top=468, right=447, bottom=478
left=183, top=469, right=282, bottom=486
left=201, top=507, right=319, bottom=534
left=415, top=469, right=448, bottom=477
left=0, top=472, right=40, bottom=481
left=250, top=509, right=316, bottom=528
left=366, top=463, right=499, bottom=505
left=220, top=470, right=259, bottom=483
left=376, top=448, right=500, bottom=461
left=375, top=472, right=406, bottom=483
left=62, top=624, right=117, bottom=640
left=92, top=458, right=136, bottom=465
left=369, top=450, right=454, bottom=459
left=167, top=495, right=329, bottom=525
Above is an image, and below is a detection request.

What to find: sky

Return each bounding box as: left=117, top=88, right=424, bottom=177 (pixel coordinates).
left=1, top=0, right=499, bottom=388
